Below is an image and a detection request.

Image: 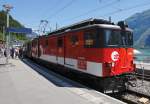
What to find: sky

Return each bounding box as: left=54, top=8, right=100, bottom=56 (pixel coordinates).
left=0, top=0, right=150, bottom=32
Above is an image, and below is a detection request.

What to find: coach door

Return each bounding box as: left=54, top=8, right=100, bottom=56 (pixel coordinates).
left=57, top=36, right=65, bottom=65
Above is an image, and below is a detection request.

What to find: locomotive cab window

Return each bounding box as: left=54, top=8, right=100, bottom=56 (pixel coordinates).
left=57, top=38, right=63, bottom=47
left=104, top=29, right=133, bottom=47
left=105, top=30, right=121, bottom=46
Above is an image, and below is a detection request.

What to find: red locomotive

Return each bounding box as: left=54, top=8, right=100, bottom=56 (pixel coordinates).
left=25, top=18, right=136, bottom=92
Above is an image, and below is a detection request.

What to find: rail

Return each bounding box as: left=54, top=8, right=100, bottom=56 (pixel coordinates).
left=121, top=90, right=150, bottom=104
left=134, top=55, right=150, bottom=78
left=135, top=73, right=150, bottom=81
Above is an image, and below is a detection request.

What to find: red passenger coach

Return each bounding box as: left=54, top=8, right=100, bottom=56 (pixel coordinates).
left=27, top=18, right=136, bottom=92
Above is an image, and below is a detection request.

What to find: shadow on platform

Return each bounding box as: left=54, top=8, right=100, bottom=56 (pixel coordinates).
left=21, top=58, right=89, bottom=89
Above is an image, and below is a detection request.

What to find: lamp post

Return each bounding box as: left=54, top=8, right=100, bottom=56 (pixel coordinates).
left=3, top=4, right=13, bottom=64
left=3, top=26, right=5, bottom=41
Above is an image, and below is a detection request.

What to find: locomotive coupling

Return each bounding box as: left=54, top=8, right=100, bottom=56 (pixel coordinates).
left=124, top=73, right=137, bottom=87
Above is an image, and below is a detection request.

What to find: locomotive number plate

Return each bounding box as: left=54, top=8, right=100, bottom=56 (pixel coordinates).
left=77, top=57, right=87, bottom=70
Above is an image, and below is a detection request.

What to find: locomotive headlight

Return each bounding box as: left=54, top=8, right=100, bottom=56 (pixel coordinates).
left=105, top=62, right=112, bottom=69
left=112, top=62, right=115, bottom=67
left=104, top=62, right=115, bottom=69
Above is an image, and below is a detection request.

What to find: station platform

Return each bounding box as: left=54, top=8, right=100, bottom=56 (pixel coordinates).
left=0, top=57, right=7, bottom=65
left=0, top=57, right=125, bottom=104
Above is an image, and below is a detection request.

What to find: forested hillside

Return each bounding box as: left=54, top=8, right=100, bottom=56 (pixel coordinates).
left=0, top=10, right=27, bottom=41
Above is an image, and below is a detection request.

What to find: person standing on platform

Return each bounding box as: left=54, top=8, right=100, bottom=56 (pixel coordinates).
left=19, top=48, right=23, bottom=58
left=15, top=48, right=19, bottom=59
left=11, top=47, right=15, bottom=59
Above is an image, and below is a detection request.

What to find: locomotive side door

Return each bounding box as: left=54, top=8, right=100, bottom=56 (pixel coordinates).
left=57, top=36, right=65, bottom=65
left=64, top=32, right=79, bottom=69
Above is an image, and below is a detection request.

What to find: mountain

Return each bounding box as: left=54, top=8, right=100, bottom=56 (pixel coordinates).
left=126, top=9, right=150, bottom=48
left=0, top=10, right=27, bottom=41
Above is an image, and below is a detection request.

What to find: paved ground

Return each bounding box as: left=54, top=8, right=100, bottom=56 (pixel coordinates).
left=0, top=57, right=7, bottom=65
left=0, top=58, right=125, bottom=104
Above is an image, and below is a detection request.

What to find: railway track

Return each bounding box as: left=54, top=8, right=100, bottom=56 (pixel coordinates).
left=136, top=73, right=150, bottom=81
left=121, top=90, right=150, bottom=104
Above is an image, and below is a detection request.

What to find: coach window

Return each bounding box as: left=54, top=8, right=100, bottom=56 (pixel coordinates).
left=57, top=38, right=63, bottom=47
left=70, top=35, right=78, bottom=45
left=84, top=31, right=97, bottom=48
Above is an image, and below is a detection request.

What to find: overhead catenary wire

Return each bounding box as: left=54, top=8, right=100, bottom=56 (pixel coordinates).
left=40, top=0, right=61, bottom=18
left=46, top=0, right=75, bottom=20
left=61, top=0, right=120, bottom=23
left=36, top=0, right=150, bottom=32
left=38, top=20, right=49, bottom=35
left=34, top=0, right=116, bottom=32
left=102, top=1, right=150, bottom=17
left=36, top=0, right=121, bottom=31
left=59, top=0, right=150, bottom=27
left=35, top=0, right=61, bottom=34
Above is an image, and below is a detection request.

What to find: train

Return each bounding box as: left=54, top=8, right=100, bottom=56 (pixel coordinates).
left=24, top=18, right=136, bottom=93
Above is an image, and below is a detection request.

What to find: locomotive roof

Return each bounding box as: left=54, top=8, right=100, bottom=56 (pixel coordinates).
left=47, top=18, right=114, bottom=36
left=39, top=18, right=132, bottom=38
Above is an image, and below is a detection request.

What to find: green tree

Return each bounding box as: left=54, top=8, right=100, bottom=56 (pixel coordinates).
left=0, top=10, right=28, bottom=41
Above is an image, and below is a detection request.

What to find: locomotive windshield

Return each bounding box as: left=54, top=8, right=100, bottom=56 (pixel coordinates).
left=104, top=29, right=133, bottom=47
